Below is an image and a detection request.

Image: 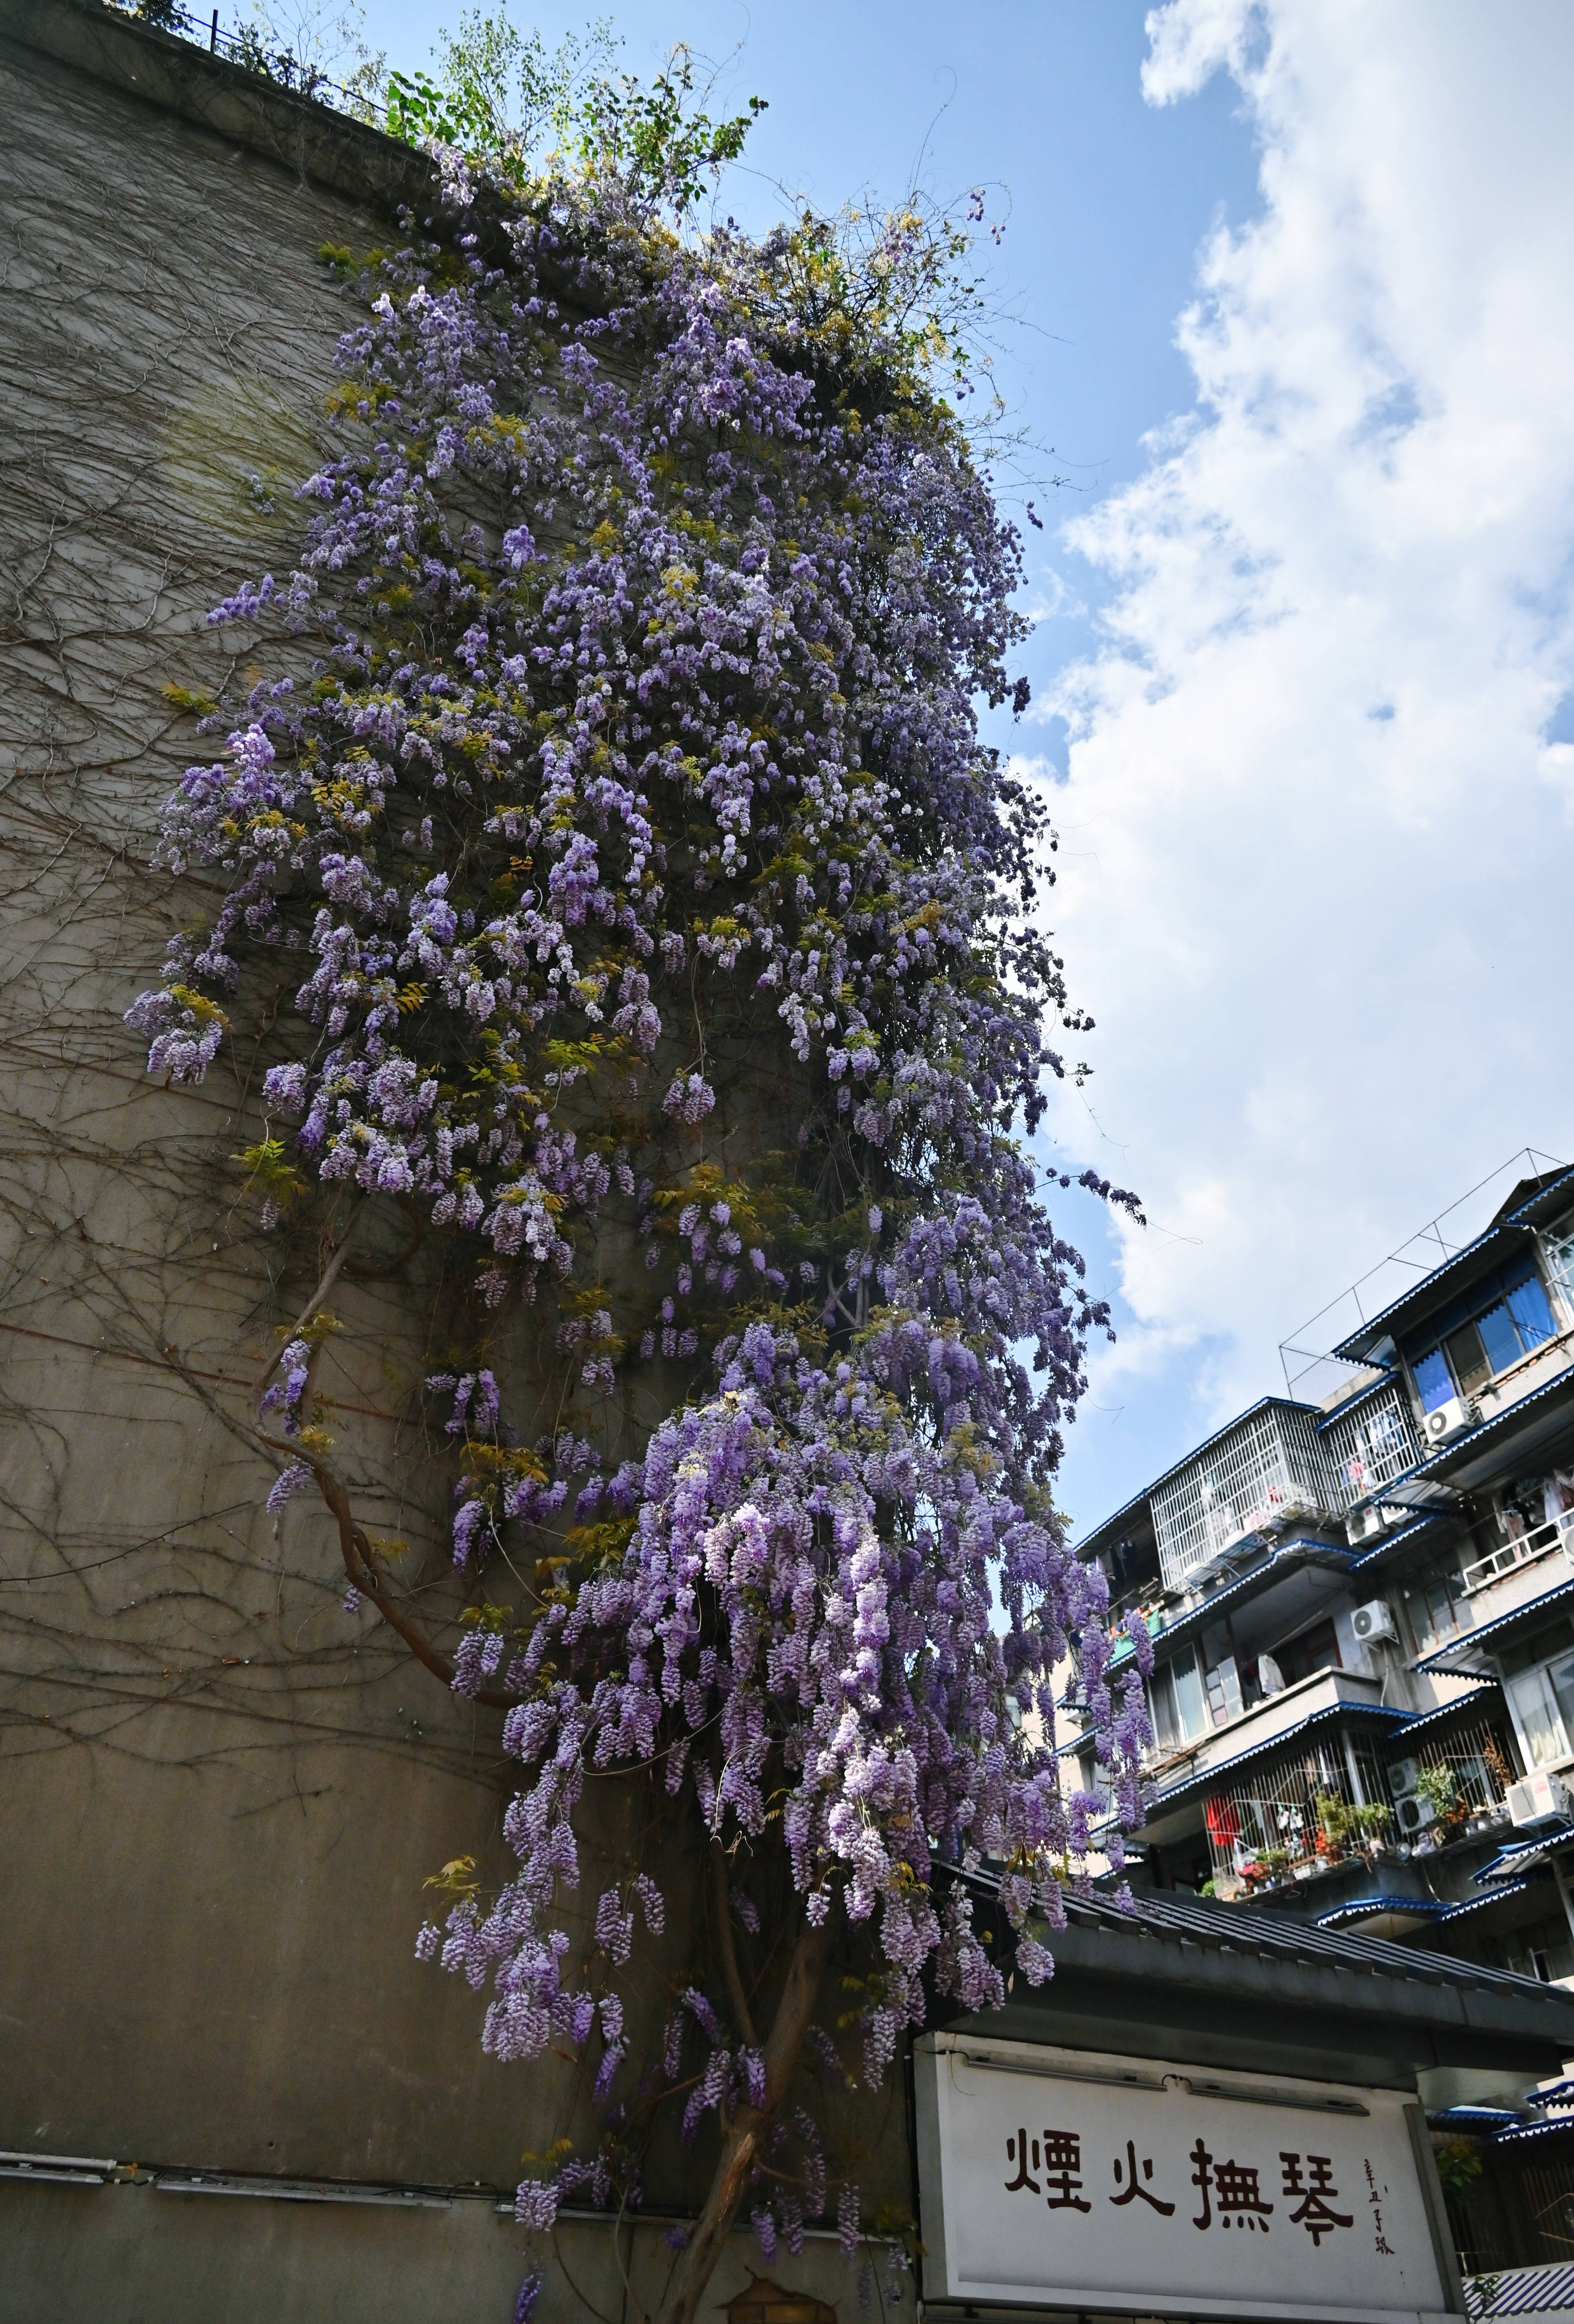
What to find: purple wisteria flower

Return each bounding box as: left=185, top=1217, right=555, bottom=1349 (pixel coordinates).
left=127, top=127, right=1146, bottom=2310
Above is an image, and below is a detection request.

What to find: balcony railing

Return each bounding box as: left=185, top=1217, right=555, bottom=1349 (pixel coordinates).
left=1136, top=1668, right=1385, bottom=1796
left=1319, top=1380, right=1423, bottom=1505
left=1462, top=1506, right=1574, bottom=1597
left=1470, top=1328, right=1574, bottom=1425
left=1205, top=1708, right=1515, bottom=1898
left=1150, top=1403, right=1336, bottom=1594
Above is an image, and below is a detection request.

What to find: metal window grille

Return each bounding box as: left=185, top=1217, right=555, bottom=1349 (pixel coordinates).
left=1406, top=1716, right=1516, bottom=1816
left=1545, top=1222, right=1574, bottom=1328
left=1203, top=1727, right=1384, bottom=1896
left=1319, top=1382, right=1423, bottom=1506
left=1151, top=1404, right=1334, bottom=1594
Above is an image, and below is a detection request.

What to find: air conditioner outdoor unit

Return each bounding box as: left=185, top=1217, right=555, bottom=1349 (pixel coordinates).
left=1386, top=1756, right=1421, bottom=1801
left=1508, top=1771, right=1574, bottom=1828
left=1423, top=1398, right=1472, bottom=1445
left=1395, top=1794, right=1429, bottom=1836
left=1347, top=1505, right=1383, bottom=1545
left=1352, top=1598, right=1399, bottom=1646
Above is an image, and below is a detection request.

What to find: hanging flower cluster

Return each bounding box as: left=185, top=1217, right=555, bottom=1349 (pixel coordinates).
left=127, top=142, right=1148, bottom=2292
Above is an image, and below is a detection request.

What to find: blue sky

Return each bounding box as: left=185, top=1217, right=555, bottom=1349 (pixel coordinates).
left=326, top=0, right=1574, bottom=1544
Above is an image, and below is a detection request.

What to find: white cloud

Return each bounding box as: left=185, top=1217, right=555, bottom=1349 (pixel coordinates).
left=1041, top=0, right=1574, bottom=1466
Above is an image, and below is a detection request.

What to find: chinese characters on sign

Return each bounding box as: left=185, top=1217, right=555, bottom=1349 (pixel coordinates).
left=1004, top=2128, right=1366, bottom=2249
left=1003, top=2128, right=1091, bottom=2211
left=1281, top=2152, right=1356, bottom=2246
left=1365, top=2157, right=1396, bottom=2258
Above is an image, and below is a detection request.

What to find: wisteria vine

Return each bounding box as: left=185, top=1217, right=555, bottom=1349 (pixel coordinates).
left=127, top=128, right=1150, bottom=2323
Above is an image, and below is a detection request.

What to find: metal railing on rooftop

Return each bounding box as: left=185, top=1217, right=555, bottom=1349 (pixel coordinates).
left=104, top=0, right=386, bottom=122
left=1277, top=1147, right=1568, bottom=1408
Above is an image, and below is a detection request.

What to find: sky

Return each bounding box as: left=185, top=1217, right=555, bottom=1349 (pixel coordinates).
left=345, top=0, right=1574, bottom=1539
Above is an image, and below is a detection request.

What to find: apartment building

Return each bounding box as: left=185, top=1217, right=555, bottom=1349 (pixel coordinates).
left=1067, top=1163, right=1574, bottom=2276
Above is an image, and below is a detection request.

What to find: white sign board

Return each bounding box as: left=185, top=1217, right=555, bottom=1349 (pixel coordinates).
left=914, top=2033, right=1460, bottom=2322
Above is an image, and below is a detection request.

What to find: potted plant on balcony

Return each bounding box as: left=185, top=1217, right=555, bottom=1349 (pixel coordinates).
left=1259, top=1846, right=1293, bottom=1889
left=1352, top=1802, right=1395, bottom=1859
left=1312, top=1791, right=1349, bottom=1865
left=1483, top=1737, right=1516, bottom=1822
left=1415, top=1764, right=1467, bottom=1841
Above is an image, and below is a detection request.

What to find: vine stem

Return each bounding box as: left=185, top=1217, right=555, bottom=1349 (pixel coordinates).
left=251, top=1195, right=367, bottom=1402
left=252, top=1423, right=518, bottom=1710
left=250, top=1198, right=518, bottom=1708
left=711, top=1833, right=757, bottom=2049
left=653, top=1913, right=830, bottom=2324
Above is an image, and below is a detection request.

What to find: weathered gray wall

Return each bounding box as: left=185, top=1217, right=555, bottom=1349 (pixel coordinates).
left=0, top=0, right=540, bottom=2190
left=0, top=2185, right=902, bottom=2324
left=0, top=19, right=916, bottom=2319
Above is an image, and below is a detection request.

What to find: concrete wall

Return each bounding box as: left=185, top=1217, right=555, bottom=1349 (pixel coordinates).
left=0, top=0, right=533, bottom=2189
left=0, top=2186, right=913, bottom=2324
left=0, top=23, right=917, bottom=2319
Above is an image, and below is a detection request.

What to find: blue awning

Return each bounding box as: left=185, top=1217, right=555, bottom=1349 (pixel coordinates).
left=1472, top=1825, right=1574, bottom=1885
left=1433, top=1876, right=1544, bottom=1922
left=1394, top=1681, right=1500, bottom=1738
left=1349, top=1510, right=1455, bottom=1574
left=1315, top=1896, right=1450, bottom=1929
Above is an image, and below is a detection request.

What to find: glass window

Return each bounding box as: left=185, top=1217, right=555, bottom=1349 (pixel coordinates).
left=1173, top=1645, right=1207, bottom=1740
left=1149, top=1662, right=1178, bottom=1749
left=1549, top=1653, right=1574, bottom=1740
left=1477, top=1301, right=1523, bottom=1375
left=1446, top=1320, right=1491, bottom=1397
left=1507, top=1666, right=1572, bottom=1769
left=1413, top=1347, right=1454, bottom=1412
left=1509, top=1273, right=1557, bottom=1351
left=1407, top=1578, right=1462, bottom=1652
left=1545, top=1229, right=1574, bottom=1323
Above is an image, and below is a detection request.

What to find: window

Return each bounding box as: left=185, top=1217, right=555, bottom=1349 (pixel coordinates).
left=1444, top=1320, right=1492, bottom=1399
left=1174, top=1647, right=1207, bottom=1738
left=1501, top=1620, right=1574, bottom=1769
left=1478, top=1304, right=1523, bottom=1376
left=1407, top=1263, right=1558, bottom=1410
left=1278, top=1619, right=1342, bottom=1688
left=1149, top=1643, right=1207, bottom=1749
left=1404, top=1575, right=1463, bottom=1652
left=1413, top=1347, right=1454, bottom=1414
left=1507, top=1663, right=1574, bottom=1769
left=1545, top=1224, right=1574, bottom=1324
left=1074, top=1746, right=1111, bottom=1813
left=1510, top=1274, right=1557, bottom=1351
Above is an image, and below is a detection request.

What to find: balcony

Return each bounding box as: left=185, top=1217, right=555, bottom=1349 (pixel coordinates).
left=1462, top=1506, right=1574, bottom=1598
left=1318, top=1379, right=1423, bottom=1507
left=1133, top=1670, right=1390, bottom=1829
left=1471, top=1327, right=1574, bottom=1425
left=1150, top=1400, right=1341, bottom=1596
left=1173, top=1665, right=1386, bottom=1781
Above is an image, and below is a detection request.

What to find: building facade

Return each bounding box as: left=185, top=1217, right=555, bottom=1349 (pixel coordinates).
left=1070, top=1162, right=1574, bottom=2282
